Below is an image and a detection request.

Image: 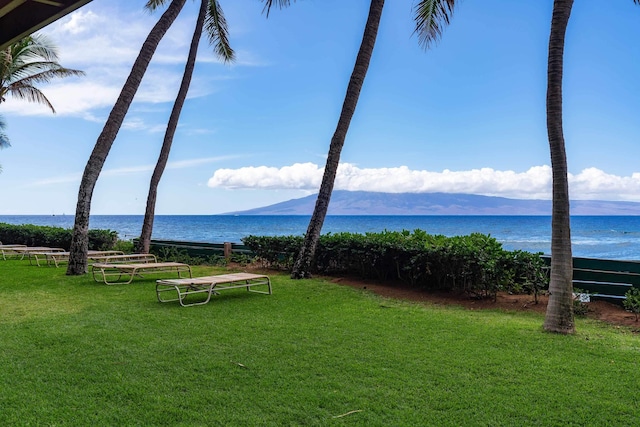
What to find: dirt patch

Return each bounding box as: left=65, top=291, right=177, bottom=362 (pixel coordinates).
left=328, top=276, right=640, bottom=331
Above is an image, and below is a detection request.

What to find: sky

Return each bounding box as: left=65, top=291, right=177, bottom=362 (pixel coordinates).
left=1, top=0, right=640, bottom=215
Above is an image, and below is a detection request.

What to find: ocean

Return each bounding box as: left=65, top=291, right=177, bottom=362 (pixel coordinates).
left=1, top=215, right=640, bottom=261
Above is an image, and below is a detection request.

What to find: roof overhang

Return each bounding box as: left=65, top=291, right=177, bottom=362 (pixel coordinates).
left=0, top=0, right=93, bottom=50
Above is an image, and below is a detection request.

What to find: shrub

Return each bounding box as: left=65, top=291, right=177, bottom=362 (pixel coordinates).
left=112, top=239, right=135, bottom=254
left=87, top=229, right=119, bottom=250
left=0, top=223, right=119, bottom=250
left=243, top=230, right=548, bottom=299
left=623, top=288, right=640, bottom=321
left=242, top=235, right=303, bottom=270
left=500, top=250, right=548, bottom=303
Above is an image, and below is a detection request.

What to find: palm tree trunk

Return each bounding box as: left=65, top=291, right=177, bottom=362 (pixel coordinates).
left=66, top=0, right=187, bottom=275
left=290, top=0, right=385, bottom=279
left=543, top=0, right=575, bottom=334
left=139, top=0, right=207, bottom=254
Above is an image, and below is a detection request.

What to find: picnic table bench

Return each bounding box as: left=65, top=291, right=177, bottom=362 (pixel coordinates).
left=2, top=246, right=65, bottom=261
left=31, top=250, right=127, bottom=267
left=90, top=253, right=157, bottom=264
left=156, top=273, right=272, bottom=307
left=92, top=261, right=192, bottom=285
left=0, top=244, right=27, bottom=260
left=32, top=251, right=155, bottom=268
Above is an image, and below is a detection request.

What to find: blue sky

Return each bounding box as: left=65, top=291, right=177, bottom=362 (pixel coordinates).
left=1, top=0, right=639, bottom=215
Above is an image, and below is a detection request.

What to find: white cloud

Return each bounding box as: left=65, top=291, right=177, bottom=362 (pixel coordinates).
left=2, top=4, right=242, bottom=122
left=570, top=168, right=640, bottom=201
left=208, top=162, right=322, bottom=190
left=207, top=163, right=640, bottom=201
left=46, top=9, right=173, bottom=67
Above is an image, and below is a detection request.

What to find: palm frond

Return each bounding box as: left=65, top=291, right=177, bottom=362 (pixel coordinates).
left=205, top=0, right=235, bottom=63
left=1, top=34, right=84, bottom=112
left=0, top=115, right=10, bottom=149
left=14, top=35, right=60, bottom=62
left=413, top=0, right=457, bottom=50
left=145, top=0, right=170, bottom=12
left=261, top=0, right=294, bottom=18
left=8, top=62, right=84, bottom=83
left=9, top=85, right=56, bottom=113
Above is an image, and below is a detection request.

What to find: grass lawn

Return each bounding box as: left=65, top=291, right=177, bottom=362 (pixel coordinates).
left=0, top=259, right=639, bottom=426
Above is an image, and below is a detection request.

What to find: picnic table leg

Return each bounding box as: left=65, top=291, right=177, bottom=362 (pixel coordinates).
left=107, top=268, right=136, bottom=285
left=92, top=267, right=102, bottom=282
left=177, top=266, right=192, bottom=279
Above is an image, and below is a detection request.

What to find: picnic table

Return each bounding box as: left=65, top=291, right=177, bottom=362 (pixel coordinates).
left=30, top=250, right=127, bottom=267
left=0, top=244, right=27, bottom=260
left=3, top=246, right=65, bottom=261
left=156, top=273, right=272, bottom=307
left=92, top=261, right=192, bottom=285
left=31, top=251, right=155, bottom=268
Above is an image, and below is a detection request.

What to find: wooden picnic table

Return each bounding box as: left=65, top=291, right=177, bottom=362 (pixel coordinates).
left=156, top=273, right=272, bottom=307
left=0, top=244, right=27, bottom=260
left=3, top=246, right=65, bottom=261
left=31, top=252, right=157, bottom=267
left=92, top=261, right=192, bottom=285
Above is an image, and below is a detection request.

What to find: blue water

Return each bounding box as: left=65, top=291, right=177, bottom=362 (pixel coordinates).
left=2, top=215, right=640, bottom=260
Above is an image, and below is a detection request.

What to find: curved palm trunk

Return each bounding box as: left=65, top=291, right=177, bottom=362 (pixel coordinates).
left=543, top=0, right=575, bottom=334
left=139, top=0, right=207, bottom=254
left=67, top=0, right=187, bottom=275
left=290, top=0, right=384, bottom=279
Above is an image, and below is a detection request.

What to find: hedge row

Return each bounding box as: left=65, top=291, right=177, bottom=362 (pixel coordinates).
left=0, top=223, right=119, bottom=251
left=243, top=230, right=548, bottom=299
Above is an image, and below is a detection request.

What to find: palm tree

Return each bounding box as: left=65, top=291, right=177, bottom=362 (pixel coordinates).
left=543, top=0, right=640, bottom=334
left=66, top=0, right=187, bottom=275
left=138, top=0, right=234, bottom=254
left=543, top=0, right=575, bottom=334
left=263, top=0, right=457, bottom=278
left=289, top=0, right=384, bottom=278
left=0, top=34, right=84, bottom=113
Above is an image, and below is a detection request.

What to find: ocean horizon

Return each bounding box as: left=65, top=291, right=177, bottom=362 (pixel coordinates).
left=2, top=214, right=640, bottom=261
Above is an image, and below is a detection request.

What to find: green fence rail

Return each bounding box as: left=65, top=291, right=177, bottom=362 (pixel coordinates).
left=541, top=256, right=640, bottom=305
left=137, top=239, right=253, bottom=260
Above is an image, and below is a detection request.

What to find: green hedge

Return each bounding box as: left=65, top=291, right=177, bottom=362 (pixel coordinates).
left=0, top=223, right=119, bottom=251
left=243, top=230, right=548, bottom=299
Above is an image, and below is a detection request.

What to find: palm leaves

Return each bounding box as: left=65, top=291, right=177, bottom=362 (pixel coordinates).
left=0, top=115, right=8, bottom=173
left=413, top=0, right=457, bottom=49
left=260, top=0, right=457, bottom=48
left=205, top=0, right=234, bottom=61
left=261, top=0, right=294, bottom=17
left=0, top=34, right=84, bottom=113
left=0, top=115, right=9, bottom=150
left=145, top=0, right=234, bottom=62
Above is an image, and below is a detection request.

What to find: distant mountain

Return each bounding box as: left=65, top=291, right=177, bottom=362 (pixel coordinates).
left=224, top=191, right=640, bottom=215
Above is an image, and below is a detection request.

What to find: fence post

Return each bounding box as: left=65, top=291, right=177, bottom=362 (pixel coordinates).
left=224, top=242, right=232, bottom=260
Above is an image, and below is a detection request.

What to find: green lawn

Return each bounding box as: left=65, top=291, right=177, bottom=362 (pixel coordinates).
left=0, top=259, right=638, bottom=426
